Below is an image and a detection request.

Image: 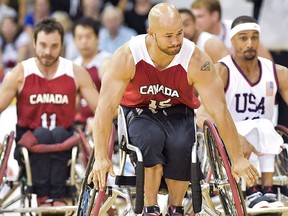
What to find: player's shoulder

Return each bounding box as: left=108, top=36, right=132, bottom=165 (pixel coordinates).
left=9, top=62, right=25, bottom=77
left=216, top=56, right=231, bottom=72
left=113, top=41, right=134, bottom=62
left=190, top=46, right=211, bottom=63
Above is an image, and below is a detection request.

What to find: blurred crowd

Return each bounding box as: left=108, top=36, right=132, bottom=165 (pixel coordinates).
left=0, top=0, right=153, bottom=81
left=0, top=0, right=286, bottom=127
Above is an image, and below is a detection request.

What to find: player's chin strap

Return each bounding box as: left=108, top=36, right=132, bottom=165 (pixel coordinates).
left=229, top=22, right=261, bottom=39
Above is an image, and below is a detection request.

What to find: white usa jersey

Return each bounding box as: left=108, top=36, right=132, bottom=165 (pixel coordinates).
left=220, top=55, right=278, bottom=122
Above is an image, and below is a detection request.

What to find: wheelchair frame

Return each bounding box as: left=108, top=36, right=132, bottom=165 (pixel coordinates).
left=0, top=130, right=88, bottom=216
left=76, top=106, right=247, bottom=216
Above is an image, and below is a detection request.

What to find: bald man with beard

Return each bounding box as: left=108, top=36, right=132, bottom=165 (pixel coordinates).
left=88, top=3, right=259, bottom=215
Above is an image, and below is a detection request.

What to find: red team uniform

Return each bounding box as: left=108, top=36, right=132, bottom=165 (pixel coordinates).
left=15, top=57, right=78, bottom=200
left=121, top=35, right=199, bottom=181
left=74, top=51, right=111, bottom=124
left=121, top=34, right=200, bottom=110
left=17, top=57, right=76, bottom=130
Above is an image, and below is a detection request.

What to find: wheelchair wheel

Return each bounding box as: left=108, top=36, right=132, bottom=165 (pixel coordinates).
left=77, top=128, right=93, bottom=168
left=76, top=124, right=115, bottom=216
left=0, top=131, right=14, bottom=186
left=203, top=120, right=247, bottom=215
left=275, top=125, right=288, bottom=138
left=196, top=132, right=212, bottom=183
left=275, top=125, right=288, bottom=176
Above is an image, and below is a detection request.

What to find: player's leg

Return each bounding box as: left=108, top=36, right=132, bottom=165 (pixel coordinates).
left=163, top=112, right=195, bottom=216
left=50, top=126, right=74, bottom=206
left=128, top=112, right=165, bottom=215
left=29, top=127, right=53, bottom=206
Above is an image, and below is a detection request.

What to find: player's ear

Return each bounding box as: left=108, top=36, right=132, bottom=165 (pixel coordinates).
left=147, top=28, right=152, bottom=36
left=33, top=38, right=36, bottom=49
left=147, top=28, right=156, bottom=37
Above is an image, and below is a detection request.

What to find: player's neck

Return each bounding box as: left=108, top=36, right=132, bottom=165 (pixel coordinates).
left=82, top=51, right=99, bottom=67
left=146, top=37, right=175, bottom=70
left=135, top=1, right=150, bottom=15
left=35, top=58, right=59, bottom=79
left=234, top=56, right=260, bottom=82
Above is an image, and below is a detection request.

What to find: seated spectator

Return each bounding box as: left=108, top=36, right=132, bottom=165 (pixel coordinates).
left=51, top=11, right=79, bottom=60
left=103, top=0, right=132, bottom=11
left=0, top=0, right=17, bottom=23
left=23, top=0, right=51, bottom=52
left=0, top=16, right=31, bottom=78
left=124, top=0, right=153, bottom=35
left=80, top=0, right=103, bottom=21
left=98, top=5, right=137, bottom=53
left=2, top=0, right=29, bottom=25
left=49, top=0, right=81, bottom=21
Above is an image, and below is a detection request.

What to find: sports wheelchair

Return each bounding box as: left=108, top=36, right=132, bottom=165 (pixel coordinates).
left=200, top=123, right=288, bottom=216
left=0, top=128, right=92, bottom=216
left=76, top=106, right=247, bottom=216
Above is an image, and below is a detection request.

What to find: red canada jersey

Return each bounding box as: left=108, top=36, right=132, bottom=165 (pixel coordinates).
left=17, top=57, right=77, bottom=129
left=74, top=51, right=111, bottom=123
left=120, top=35, right=200, bottom=110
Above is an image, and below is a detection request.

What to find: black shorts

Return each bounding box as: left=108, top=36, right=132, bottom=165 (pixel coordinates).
left=124, top=105, right=195, bottom=181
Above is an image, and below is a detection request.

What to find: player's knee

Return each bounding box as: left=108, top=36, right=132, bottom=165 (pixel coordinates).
left=52, top=126, right=72, bottom=143
left=33, top=127, right=53, bottom=144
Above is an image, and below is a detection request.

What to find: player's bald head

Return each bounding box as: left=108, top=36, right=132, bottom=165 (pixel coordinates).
left=148, top=3, right=182, bottom=33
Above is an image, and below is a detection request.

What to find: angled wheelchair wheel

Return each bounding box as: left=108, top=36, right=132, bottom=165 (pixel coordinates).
left=76, top=124, right=115, bottom=216
left=203, top=120, right=247, bottom=216
left=275, top=125, right=288, bottom=176
left=77, top=128, right=93, bottom=168
left=196, top=132, right=212, bottom=183
left=275, top=125, right=288, bottom=138
left=0, top=131, right=14, bottom=186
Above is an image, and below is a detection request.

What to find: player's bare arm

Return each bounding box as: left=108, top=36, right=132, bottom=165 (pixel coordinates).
left=0, top=63, right=24, bottom=112
left=195, top=62, right=228, bottom=128
left=276, top=64, right=288, bottom=104
left=190, top=47, right=259, bottom=186
left=190, top=47, right=242, bottom=161
left=73, top=64, right=99, bottom=113
left=98, top=57, right=111, bottom=80
left=88, top=43, right=135, bottom=190
left=196, top=62, right=261, bottom=159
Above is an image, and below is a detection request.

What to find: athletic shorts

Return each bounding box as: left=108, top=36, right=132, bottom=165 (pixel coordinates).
left=123, top=105, right=195, bottom=181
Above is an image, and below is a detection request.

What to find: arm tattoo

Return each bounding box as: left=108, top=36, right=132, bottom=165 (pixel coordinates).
left=201, top=61, right=210, bottom=71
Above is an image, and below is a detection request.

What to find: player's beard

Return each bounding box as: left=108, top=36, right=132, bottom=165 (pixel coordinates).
left=155, top=36, right=182, bottom=56
left=243, top=50, right=257, bottom=61
left=36, top=53, right=60, bottom=67
left=157, top=43, right=182, bottom=56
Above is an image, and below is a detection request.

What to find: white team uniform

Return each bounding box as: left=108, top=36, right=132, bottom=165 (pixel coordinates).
left=219, top=55, right=283, bottom=172
left=218, top=20, right=233, bottom=53
left=196, top=31, right=217, bottom=51
left=73, top=50, right=111, bottom=70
